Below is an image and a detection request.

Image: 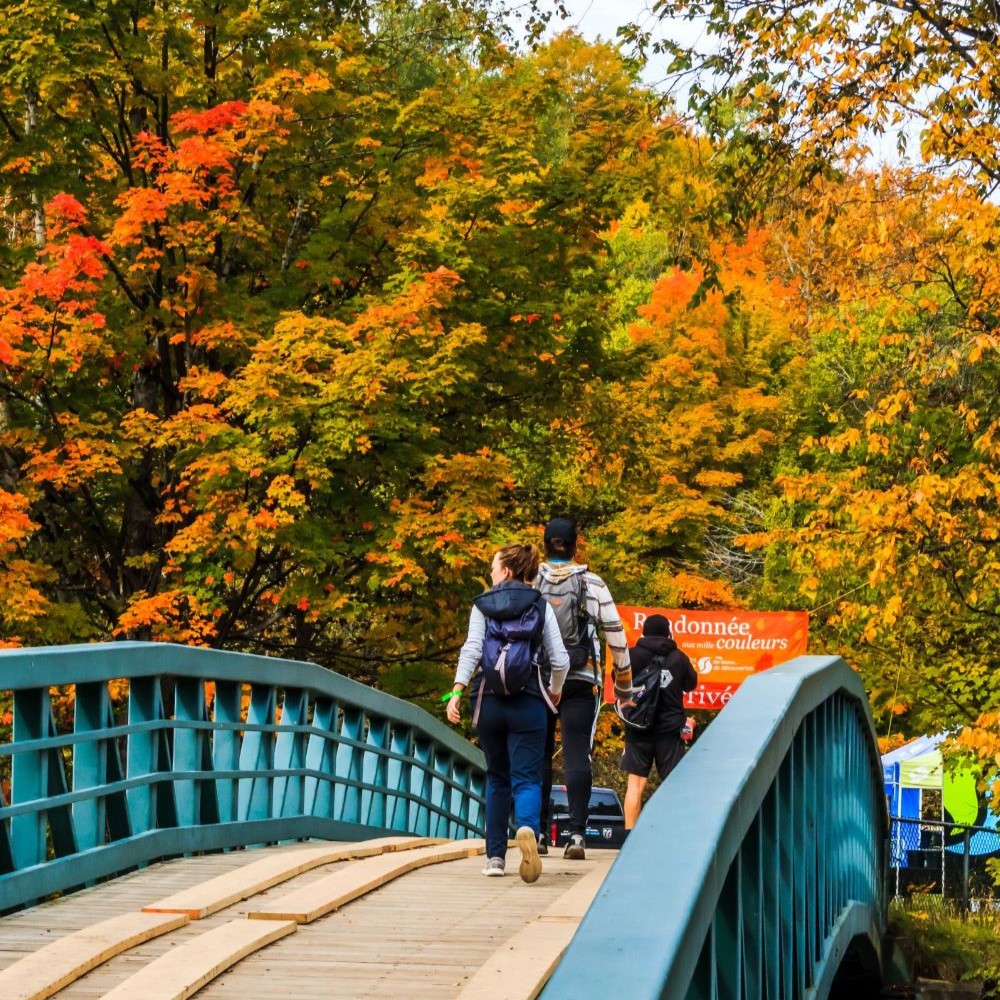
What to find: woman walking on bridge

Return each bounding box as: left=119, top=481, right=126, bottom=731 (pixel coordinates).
left=446, top=543, right=569, bottom=883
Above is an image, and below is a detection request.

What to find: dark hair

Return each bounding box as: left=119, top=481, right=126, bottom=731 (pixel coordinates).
left=496, top=543, right=540, bottom=582
left=544, top=536, right=576, bottom=559
left=542, top=517, right=578, bottom=559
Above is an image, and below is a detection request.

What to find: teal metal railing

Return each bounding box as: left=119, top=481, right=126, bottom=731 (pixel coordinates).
left=545, top=655, right=888, bottom=999
left=0, top=642, right=485, bottom=911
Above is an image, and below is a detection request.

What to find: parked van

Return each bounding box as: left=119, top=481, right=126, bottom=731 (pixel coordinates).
left=549, top=784, right=627, bottom=849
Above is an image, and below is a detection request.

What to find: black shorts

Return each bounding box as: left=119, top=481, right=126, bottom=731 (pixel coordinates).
left=620, top=731, right=685, bottom=780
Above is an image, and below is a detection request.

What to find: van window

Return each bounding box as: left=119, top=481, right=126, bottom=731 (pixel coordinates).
left=589, top=790, right=622, bottom=817
left=548, top=786, right=621, bottom=816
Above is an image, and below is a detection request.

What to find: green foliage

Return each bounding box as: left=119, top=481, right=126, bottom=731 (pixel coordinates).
left=889, top=897, right=1000, bottom=993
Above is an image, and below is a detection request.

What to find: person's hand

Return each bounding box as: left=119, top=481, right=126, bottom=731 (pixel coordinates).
left=548, top=689, right=562, bottom=707
left=618, top=698, right=636, bottom=709
left=446, top=692, right=462, bottom=724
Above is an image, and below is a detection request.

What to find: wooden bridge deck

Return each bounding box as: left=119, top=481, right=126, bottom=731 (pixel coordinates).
left=0, top=841, right=615, bottom=1000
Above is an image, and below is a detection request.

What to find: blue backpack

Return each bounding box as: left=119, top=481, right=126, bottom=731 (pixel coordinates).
left=480, top=598, right=546, bottom=696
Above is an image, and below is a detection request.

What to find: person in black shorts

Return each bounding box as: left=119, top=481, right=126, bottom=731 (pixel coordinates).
left=621, top=614, right=697, bottom=829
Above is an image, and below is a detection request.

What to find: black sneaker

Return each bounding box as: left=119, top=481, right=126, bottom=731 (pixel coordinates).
left=563, top=834, right=586, bottom=860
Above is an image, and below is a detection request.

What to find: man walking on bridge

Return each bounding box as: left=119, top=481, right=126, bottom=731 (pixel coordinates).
left=536, top=517, right=633, bottom=860
left=619, top=614, right=697, bottom=830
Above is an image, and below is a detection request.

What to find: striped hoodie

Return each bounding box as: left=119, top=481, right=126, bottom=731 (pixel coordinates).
left=534, top=561, right=633, bottom=699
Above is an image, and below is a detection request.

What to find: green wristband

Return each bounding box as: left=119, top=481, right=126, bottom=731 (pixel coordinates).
left=441, top=690, right=462, bottom=702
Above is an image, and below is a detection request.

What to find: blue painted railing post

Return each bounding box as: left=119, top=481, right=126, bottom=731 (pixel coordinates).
left=334, top=707, right=364, bottom=825
left=273, top=688, right=308, bottom=820
left=72, top=682, right=107, bottom=852
left=11, top=688, right=49, bottom=870
left=173, top=678, right=206, bottom=828
left=386, top=728, right=412, bottom=832
left=431, top=749, right=453, bottom=839
left=127, top=677, right=163, bottom=835
left=303, top=697, right=336, bottom=819
left=238, top=684, right=275, bottom=822
left=211, top=680, right=241, bottom=824
left=410, top=738, right=432, bottom=836
left=361, top=716, right=390, bottom=829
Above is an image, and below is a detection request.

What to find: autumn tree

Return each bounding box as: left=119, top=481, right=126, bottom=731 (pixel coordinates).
left=0, top=0, right=547, bottom=664
left=624, top=0, right=999, bottom=748
left=645, top=0, right=1000, bottom=192
left=738, top=170, right=998, bottom=737
left=0, top=0, right=866, bottom=748
left=2, top=10, right=782, bottom=710
left=561, top=219, right=798, bottom=609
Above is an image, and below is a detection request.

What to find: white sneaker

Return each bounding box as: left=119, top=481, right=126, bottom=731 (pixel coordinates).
left=482, top=857, right=505, bottom=876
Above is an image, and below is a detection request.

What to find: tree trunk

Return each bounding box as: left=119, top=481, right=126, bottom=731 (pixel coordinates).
left=24, top=88, right=46, bottom=249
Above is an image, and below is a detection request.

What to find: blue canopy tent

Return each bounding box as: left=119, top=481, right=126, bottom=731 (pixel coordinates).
left=883, top=733, right=999, bottom=889
left=882, top=732, right=940, bottom=826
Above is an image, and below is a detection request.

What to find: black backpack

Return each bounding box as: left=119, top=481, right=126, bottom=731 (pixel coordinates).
left=615, top=654, right=668, bottom=731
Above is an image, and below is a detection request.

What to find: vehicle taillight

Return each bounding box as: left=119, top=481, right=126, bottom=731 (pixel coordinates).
left=550, top=821, right=558, bottom=845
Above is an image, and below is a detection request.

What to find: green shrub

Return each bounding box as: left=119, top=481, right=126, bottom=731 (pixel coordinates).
left=889, top=897, right=1000, bottom=996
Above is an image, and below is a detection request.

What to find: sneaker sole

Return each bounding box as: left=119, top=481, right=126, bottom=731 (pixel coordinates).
left=516, top=826, right=542, bottom=884
left=564, top=844, right=586, bottom=861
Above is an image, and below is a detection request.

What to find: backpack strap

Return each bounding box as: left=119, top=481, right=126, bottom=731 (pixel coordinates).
left=575, top=570, right=595, bottom=626
left=573, top=572, right=601, bottom=685
left=472, top=679, right=486, bottom=727
left=537, top=662, right=557, bottom=714
left=472, top=664, right=556, bottom=723
left=533, top=593, right=561, bottom=715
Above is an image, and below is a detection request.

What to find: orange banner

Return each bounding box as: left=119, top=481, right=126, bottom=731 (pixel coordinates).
left=607, top=607, right=809, bottom=711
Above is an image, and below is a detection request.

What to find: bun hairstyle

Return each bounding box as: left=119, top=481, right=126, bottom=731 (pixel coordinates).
left=496, top=543, right=541, bottom=582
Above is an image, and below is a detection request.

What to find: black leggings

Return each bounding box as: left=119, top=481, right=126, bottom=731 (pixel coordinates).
left=541, top=679, right=600, bottom=838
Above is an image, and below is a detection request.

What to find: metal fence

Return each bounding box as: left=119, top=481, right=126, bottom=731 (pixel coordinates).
left=889, top=815, right=1000, bottom=911
left=0, top=642, right=486, bottom=912
left=545, top=655, right=888, bottom=1000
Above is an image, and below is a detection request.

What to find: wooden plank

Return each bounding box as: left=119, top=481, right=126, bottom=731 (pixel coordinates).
left=455, top=861, right=613, bottom=1000
left=248, top=839, right=485, bottom=924
left=97, top=919, right=297, bottom=1000
left=456, top=920, right=578, bottom=1000
left=142, top=836, right=445, bottom=919
left=379, top=836, right=450, bottom=852
left=0, top=912, right=189, bottom=1000
left=87, top=853, right=609, bottom=1000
